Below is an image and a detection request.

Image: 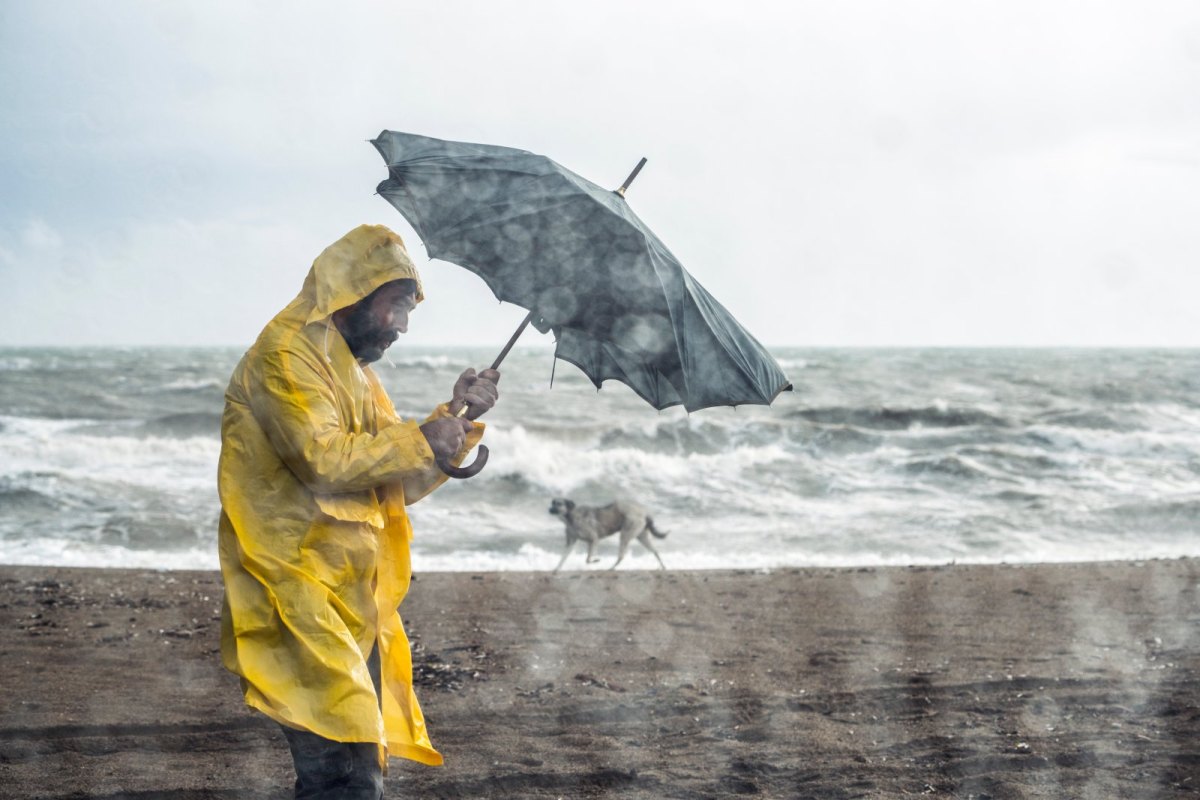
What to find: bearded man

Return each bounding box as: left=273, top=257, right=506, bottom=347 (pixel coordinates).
left=217, top=224, right=498, bottom=799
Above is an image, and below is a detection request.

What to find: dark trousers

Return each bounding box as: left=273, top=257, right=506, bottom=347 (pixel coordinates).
left=279, top=646, right=385, bottom=800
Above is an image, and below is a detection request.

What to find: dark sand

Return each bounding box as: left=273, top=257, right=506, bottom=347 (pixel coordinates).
left=1, top=560, right=1198, bottom=799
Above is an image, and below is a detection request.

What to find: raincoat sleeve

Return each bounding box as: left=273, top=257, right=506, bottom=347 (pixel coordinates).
left=249, top=348, right=438, bottom=493
left=396, top=403, right=485, bottom=505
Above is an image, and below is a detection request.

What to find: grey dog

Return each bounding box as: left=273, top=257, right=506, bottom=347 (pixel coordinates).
left=548, top=498, right=669, bottom=571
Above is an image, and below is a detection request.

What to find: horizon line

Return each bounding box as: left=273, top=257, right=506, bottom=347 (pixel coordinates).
left=2, top=342, right=1200, bottom=350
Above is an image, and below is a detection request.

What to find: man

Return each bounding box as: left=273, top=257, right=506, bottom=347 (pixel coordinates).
left=217, top=224, right=499, bottom=798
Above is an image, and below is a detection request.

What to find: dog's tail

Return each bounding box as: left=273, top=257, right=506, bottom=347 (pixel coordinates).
left=646, top=517, right=669, bottom=538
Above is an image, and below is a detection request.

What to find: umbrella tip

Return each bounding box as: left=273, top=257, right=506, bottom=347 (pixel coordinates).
left=614, top=157, right=648, bottom=198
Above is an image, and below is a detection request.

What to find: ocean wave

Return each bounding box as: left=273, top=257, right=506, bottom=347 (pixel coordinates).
left=1132, top=402, right=1200, bottom=433
left=1021, top=425, right=1200, bottom=460
left=792, top=405, right=1010, bottom=431
left=989, top=489, right=1050, bottom=505
left=94, top=512, right=213, bottom=550
left=1087, top=382, right=1138, bottom=403
left=899, top=454, right=1010, bottom=482
left=802, top=426, right=884, bottom=455
left=0, top=537, right=219, bottom=570
left=66, top=412, right=223, bottom=440
left=956, top=446, right=1064, bottom=474
left=598, top=418, right=731, bottom=455
left=0, top=415, right=91, bottom=437
left=161, top=378, right=223, bottom=392
left=1, top=420, right=219, bottom=495
left=140, top=412, right=223, bottom=438
left=388, top=355, right=454, bottom=369
left=0, top=484, right=60, bottom=511
left=0, top=356, right=35, bottom=371
left=1035, top=409, right=1130, bottom=431
left=1097, top=497, right=1200, bottom=532
left=468, top=425, right=792, bottom=497
left=775, top=357, right=810, bottom=371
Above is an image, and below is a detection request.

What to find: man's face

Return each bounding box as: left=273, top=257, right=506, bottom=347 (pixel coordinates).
left=336, top=281, right=417, bottom=364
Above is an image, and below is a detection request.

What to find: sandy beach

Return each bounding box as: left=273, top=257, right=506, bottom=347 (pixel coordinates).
left=1, top=559, right=1198, bottom=799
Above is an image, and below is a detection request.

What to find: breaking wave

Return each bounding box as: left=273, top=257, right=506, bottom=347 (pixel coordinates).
left=792, top=405, right=1010, bottom=430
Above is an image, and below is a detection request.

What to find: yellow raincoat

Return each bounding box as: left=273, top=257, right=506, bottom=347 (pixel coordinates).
left=217, top=224, right=482, bottom=766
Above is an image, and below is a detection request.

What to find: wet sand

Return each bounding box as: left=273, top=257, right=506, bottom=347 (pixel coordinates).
left=1, top=559, right=1198, bottom=799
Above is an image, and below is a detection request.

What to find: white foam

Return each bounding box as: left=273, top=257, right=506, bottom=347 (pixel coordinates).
left=161, top=378, right=223, bottom=391
left=0, top=415, right=219, bottom=494
left=403, top=539, right=1200, bottom=573
left=6, top=534, right=1197, bottom=573
left=477, top=424, right=791, bottom=495
left=0, top=538, right=219, bottom=570
left=386, top=355, right=454, bottom=369
left=0, top=356, right=35, bottom=371
left=1024, top=422, right=1200, bottom=459
left=775, top=357, right=810, bottom=371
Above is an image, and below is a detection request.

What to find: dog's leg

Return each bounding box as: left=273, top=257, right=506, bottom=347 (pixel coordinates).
left=611, top=533, right=633, bottom=570
left=586, top=538, right=600, bottom=563
left=637, top=529, right=666, bottom=570
left=610, top=514, right=646, bottom=570
left=553, top=540, right=576, bottom=572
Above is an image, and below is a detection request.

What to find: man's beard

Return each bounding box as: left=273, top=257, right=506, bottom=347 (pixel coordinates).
left=338, top=304, right=398, bottom=364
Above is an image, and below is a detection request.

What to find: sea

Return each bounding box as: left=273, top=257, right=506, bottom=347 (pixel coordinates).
left=1, top=346, right=1198, bottom=572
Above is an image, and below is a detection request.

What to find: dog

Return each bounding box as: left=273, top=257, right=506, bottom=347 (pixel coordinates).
left=548, top=497, right=668, bottom=571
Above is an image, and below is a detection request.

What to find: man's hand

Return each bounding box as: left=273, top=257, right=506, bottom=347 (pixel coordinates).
left=448, top=368, right=500, bottom=420
left=420, top=417, right=474, bottom=461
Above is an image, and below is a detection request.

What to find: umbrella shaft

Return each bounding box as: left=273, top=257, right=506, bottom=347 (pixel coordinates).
left=453, top=310, right=535, bottom=420
left=491, top=309, right=535, bottom=371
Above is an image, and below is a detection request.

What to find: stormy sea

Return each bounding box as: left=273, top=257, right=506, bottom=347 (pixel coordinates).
left=1, top=346, right=1197, bottom=571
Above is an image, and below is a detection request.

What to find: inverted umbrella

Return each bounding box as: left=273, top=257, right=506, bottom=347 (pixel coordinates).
left=371, top=130, right=791, bottom=477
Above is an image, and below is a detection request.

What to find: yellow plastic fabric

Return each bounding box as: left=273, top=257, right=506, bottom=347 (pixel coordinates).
left=217, top=224, right=482, bottom=766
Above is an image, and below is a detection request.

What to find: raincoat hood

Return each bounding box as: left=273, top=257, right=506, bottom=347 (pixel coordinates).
left=302, top=224, right=424, bottom=325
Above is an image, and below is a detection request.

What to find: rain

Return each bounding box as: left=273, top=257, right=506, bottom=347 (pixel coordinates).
left=2, top=2, right=1199, bottom=798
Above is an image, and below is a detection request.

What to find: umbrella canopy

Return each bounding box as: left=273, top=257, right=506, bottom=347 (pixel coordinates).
left=371, top=130, right=791, bottom=413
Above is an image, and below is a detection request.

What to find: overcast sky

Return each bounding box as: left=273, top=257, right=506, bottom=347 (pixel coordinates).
left=2, top=1, right=1199, bottom=348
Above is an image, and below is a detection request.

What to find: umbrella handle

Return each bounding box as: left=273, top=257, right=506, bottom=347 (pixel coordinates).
left=436, top=444, right=489, bottom=479
left=437, top=403, right=490, bottom=479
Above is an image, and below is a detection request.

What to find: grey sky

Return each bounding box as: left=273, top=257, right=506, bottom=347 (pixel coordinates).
left=2, top=1, right=1198, bottom=347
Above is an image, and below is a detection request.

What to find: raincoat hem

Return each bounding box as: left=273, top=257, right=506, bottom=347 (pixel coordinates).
left=386, top=741, right=444, bottom=767
left=248, top=699, right=443, bottom=765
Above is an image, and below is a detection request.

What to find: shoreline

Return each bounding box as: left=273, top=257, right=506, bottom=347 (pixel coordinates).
left=6, top=552, right=1200, bottom=574
left=2, top=559, right=1198, bottom=798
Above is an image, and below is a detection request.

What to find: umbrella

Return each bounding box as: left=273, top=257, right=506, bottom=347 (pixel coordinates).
left=371, top=130, right=792, bottom=477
